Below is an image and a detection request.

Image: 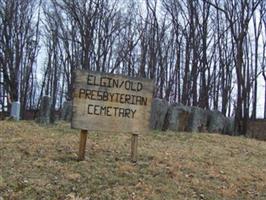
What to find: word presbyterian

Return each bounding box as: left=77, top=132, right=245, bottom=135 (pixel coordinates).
left=87, top=74, right=143, bottom=92
left=88, top=104, right=136, bottom=118
left=79, top=89, right=147, bottom=106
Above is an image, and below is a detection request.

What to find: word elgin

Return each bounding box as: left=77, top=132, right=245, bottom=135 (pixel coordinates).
left=87, top=74, right=143, bottom=92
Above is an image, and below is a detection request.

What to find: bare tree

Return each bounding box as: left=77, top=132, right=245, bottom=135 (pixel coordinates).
left=0, top=0, right=41, bottom=118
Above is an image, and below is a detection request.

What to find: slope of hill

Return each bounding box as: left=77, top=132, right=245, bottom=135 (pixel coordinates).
left=0, top=121, right=266, bottom=200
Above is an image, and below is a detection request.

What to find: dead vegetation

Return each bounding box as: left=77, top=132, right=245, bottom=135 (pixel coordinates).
left=0, top=121, right=266, bottom=200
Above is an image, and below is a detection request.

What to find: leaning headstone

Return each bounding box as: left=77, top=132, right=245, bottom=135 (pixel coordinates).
left=61, top=101, right=72, bottom=122
left=150, top=98, right=169, bottom=130
left=187, top=107, right=209, bottom=132
left=38, top=96, right=51, bottom=124
left=163, top=103, right=191, bottom=131
left=10, top=101, right=20, bottom=120
left=207, top=110, right=227, bottom=133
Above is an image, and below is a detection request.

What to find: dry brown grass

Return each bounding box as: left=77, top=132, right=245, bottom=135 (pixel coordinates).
left=0, top=120, right=266, bottom=200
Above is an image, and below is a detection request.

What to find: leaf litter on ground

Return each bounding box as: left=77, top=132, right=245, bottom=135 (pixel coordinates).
left=0, top=120, right=266, bottom=199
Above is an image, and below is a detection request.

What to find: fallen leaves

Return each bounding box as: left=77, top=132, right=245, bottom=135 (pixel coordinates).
left=0, top=121, right=266, bottom=199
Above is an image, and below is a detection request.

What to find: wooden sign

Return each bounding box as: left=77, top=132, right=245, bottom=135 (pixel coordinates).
left=71, top=70, right=153, bottom=133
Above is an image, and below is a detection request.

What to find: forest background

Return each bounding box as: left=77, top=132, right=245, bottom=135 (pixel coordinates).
left=0, top=0, right=266, bottom=135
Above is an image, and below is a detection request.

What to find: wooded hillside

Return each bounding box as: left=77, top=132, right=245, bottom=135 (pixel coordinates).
left=0, top=0, right=266, bottom=134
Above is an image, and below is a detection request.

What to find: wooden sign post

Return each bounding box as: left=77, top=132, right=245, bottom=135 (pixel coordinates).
left=131, top=133, right=138, bottom=162
left=71, top=70, right=153, bottom=162
left=78, top=129, right=88, bottom=161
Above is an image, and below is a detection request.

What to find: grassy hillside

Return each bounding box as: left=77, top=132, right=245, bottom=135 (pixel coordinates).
left=0, top=121, right=266, bottom=200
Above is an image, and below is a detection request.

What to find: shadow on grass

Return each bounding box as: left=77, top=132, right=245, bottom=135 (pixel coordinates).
left=53, top=154, right=79, bottom=163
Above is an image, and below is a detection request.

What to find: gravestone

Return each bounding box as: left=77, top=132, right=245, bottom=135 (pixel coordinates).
left=207, top=110, right=227, bottom=133
left=10, top=101, right=20, bottom=120
left=61, top=101, right=72, bottom=122
left=187, top=107, right=209, bottom=132
left=163, top=103, right=191, bottom=131
left=38, top=96, right=51, bottom=124
left=223, top=117, right=235, bottom=135
left=150, top=98, right=169, bottom=130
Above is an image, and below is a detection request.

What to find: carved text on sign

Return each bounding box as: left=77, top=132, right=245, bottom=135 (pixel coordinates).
left=71, top=70, right=153, bottom=133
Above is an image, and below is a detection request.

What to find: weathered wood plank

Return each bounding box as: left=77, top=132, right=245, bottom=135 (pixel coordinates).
left=71, top=70, right=153, bottom=133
